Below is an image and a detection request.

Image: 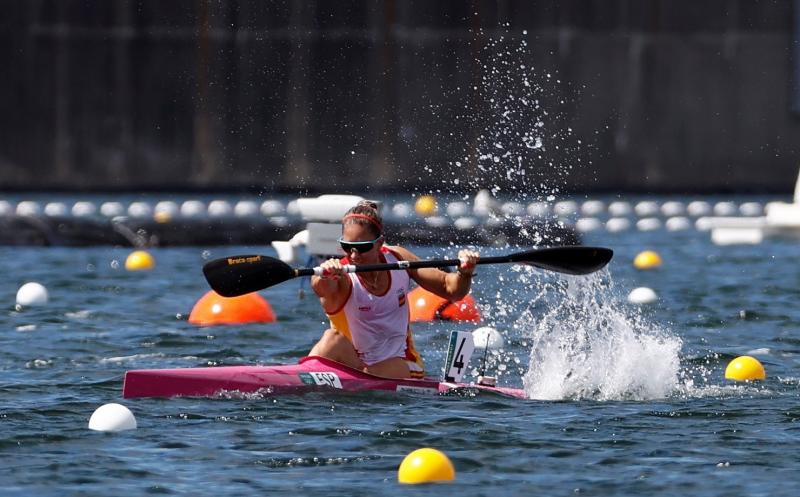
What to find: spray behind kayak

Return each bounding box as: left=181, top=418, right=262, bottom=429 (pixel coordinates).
left=435, top=30, right=684, bottom=401
left=515, top=269, right=682, bottom=401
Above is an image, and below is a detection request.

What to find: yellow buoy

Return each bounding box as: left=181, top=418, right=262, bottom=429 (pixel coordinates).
left=414, top=195, right=438, bottom=217
left=154, top=211, right=171, bottom=224
left=725, top=355, right=766, bottom=381
left=633, top=250, right=662, bottom=270
left=398, top=448, right=455, bottom=484
left=125, top=250, right=155, bottom=271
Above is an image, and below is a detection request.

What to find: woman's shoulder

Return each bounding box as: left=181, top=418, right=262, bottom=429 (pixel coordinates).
left=383, top=244, right=418, bottom=261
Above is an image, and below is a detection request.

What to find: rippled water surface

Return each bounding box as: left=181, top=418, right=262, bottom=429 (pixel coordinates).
left=2, top=208, right=800, bottom=496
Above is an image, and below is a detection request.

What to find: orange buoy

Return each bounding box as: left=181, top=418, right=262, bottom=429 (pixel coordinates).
left=188, top=290, right=277, bottom=326
left=408, top=286, right=480, bottom=322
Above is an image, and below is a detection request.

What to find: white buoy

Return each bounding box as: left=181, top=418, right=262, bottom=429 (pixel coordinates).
left=606, top=217, right=631, bottom=232
left=661, top=201, right=685, bottom=217
left=739, top=202, right=763, bottom=217
left=72, top=201, right=97, bottom=217
left=687, top=201, right=712, bottom=217
left=0, top=200, right=14, bottom=216
left=234, top=200, right=259, bottom=217
left=16, top=282, right=49, bottom=307
left=714, top=201, right=738, bottom=216
left=392, top=202, right=413, bottom=218
left=424, top=216, right=449, bottom=228
left=576, top=218, right=602, bottom=232
left=581, top=200, right=605, bottom=216
left=207, top=200, right=233, bottom=217
left=628, top=287, right=658, bottom=304
left=260, top=199, right=285, bottom=217
left=181, top=200, right=206, bottom=218
left=526, top=201, right=550, bottom=218
left=44, top=202, right=69, bottom=217
left=636, top=218, right=662, bottom=231
left=665, top=217, right=691, bottom=231
left=128, top=201, right=153, bottom=218
left=16, top=200, right=42, bottom=217
left=608, top=201, right=632, bottom=217
left=695, top=217, right=714, bottom=231
left=501, top=201, right=525, bottom=217
left=445, top=201, right=469, bottom=218
left=453, top=217, right=478, bottom=230
left=88, top=403, right=137, bottom=432
left=554, top=200, right=578, bottom=217
left=472, top=326, right=504, bottom=350
left=100, top=202, right=126, bottom=218
left=634, top=201, right=659, bottom=217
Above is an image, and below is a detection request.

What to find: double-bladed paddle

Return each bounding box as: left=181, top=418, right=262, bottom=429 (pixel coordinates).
left=203, top=246, right=613, bottom=297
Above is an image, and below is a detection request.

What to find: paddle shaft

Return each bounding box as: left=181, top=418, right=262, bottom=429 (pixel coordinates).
left=300, top=254, right=518, bottom=277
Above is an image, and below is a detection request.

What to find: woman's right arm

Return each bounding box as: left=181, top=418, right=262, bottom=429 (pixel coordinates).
left=311, top=258, right=350, bottom=312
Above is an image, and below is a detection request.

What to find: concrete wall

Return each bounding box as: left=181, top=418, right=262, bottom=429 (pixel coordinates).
left=0, top=0, right=798, bottom=193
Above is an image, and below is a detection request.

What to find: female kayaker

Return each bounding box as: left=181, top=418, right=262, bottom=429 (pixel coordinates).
left=309, top=200, right=478, bottom=379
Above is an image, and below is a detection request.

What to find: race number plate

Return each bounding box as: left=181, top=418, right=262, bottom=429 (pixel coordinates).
left=443, top=330, right=475, bottom=383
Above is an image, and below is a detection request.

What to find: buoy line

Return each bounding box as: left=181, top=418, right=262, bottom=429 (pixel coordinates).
left=0, top=195, right=770, bottom=246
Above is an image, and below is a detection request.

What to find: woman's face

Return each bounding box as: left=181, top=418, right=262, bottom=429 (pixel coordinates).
left=340, top=223, right=383, bottom=263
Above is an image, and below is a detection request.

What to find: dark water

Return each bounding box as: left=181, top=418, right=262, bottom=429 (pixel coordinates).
left=2, top=206, right=799, bottom=496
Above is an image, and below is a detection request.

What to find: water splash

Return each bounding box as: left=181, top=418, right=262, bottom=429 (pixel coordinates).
left=514, top=270, right=682, bottom=401
left=442, top=29, right=686, bottom=400
left=441, top=28, right=585, bottom=207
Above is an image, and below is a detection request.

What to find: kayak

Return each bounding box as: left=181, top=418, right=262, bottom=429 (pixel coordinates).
left=122, top=355, right=526, bottom=399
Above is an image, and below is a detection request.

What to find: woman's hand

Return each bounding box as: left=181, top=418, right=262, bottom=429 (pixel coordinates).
left=457, top=249, right=479, bottom=277
left=319, top=258, right=345, bottom=280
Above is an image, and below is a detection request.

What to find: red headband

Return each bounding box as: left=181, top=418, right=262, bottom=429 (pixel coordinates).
left=342, top=213, right=383, bottom=233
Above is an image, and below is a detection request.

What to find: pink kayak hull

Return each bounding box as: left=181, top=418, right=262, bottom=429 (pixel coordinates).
left=122, top=355, right=526, bottom=399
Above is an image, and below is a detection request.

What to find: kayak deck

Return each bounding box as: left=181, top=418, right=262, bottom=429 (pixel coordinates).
left=122, top=355, right=526, bottom=399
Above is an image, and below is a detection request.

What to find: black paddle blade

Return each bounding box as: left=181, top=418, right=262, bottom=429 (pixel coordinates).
left=202, top=255, right=296, bottom=297
left=509, top=246, right=613, bottom=275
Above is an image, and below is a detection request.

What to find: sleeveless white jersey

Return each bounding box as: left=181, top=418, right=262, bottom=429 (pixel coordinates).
left=326, top=248, right=423, bottom=372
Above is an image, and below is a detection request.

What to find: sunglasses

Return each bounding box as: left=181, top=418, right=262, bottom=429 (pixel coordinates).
left=338, top=235, right=383, bottom=254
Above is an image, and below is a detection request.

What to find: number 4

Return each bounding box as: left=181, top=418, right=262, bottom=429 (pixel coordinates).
left=452, top=338, right=466, bottom=373
left=444, top=331, right=474, bottom=383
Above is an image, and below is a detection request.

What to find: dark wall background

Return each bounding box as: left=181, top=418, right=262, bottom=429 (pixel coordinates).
left=1, top=0, right=799, bottom=194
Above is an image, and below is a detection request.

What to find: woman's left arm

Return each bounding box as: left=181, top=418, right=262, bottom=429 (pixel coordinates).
left=391, top=246, right=478, bottom=302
